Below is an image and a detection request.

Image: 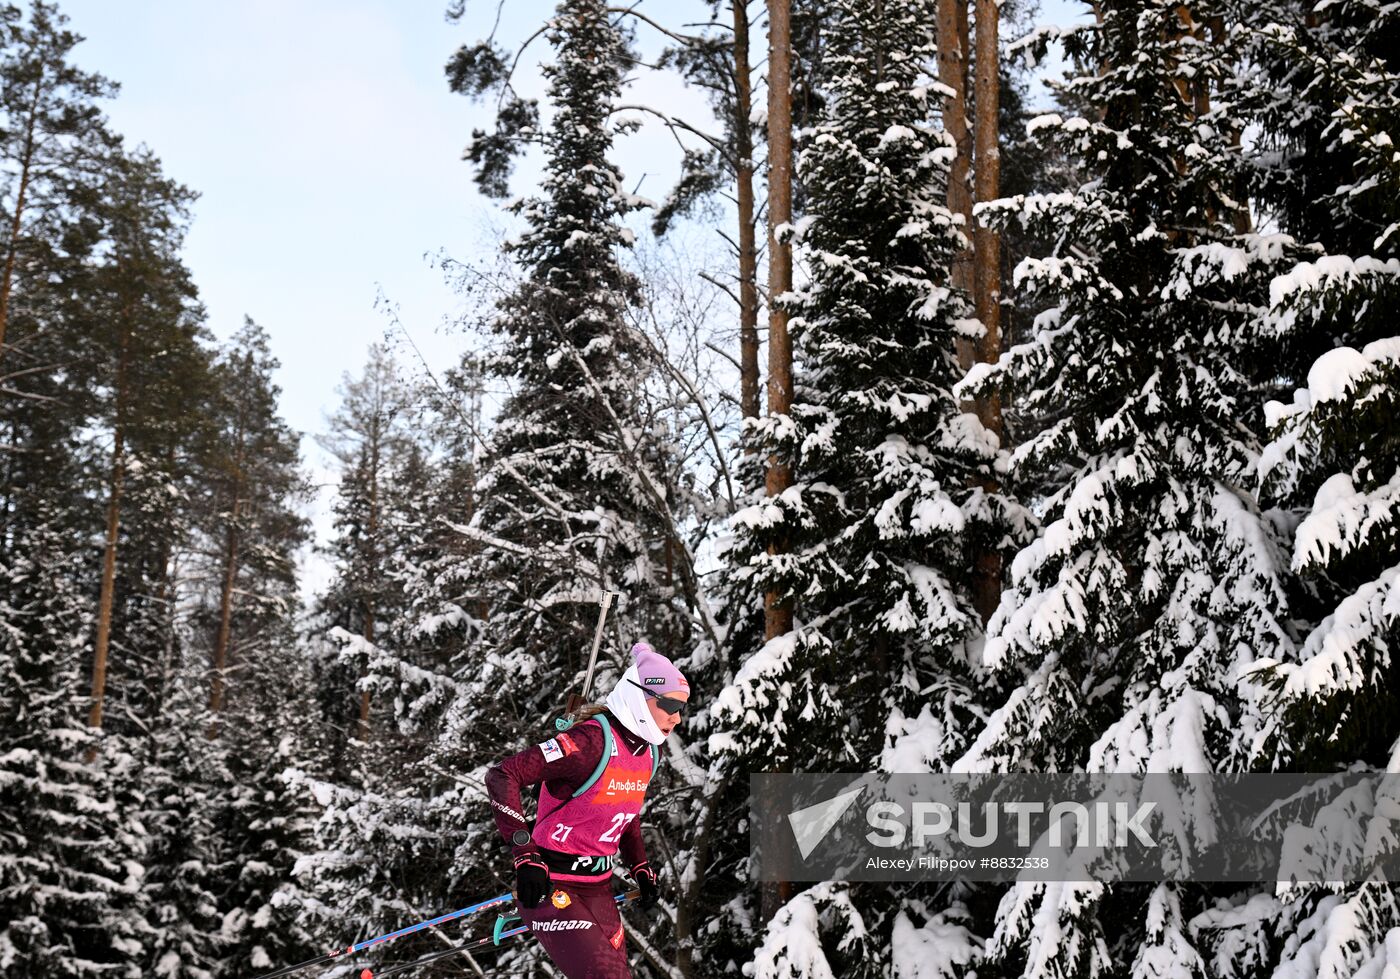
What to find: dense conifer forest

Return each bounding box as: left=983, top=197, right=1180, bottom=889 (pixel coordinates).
left=0, top=0, right=1396, bottom=975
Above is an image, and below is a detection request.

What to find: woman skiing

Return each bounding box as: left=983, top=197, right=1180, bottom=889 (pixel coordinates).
left=484, top=641, right=689, bottom=978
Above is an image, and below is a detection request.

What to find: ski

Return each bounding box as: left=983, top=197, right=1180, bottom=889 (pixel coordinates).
left=249, top=891, right=515, bottom=979
left=359, top=891, right=639, bottom=979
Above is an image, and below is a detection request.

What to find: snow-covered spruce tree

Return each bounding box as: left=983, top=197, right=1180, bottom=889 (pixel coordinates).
left=131, top=668, right=224, bottom=979
left=951, top=0, right=1302, bottom=974
left=379, top=421, right=477, bottom=672
left=1249, top=0, right=1399, bottom=276
left=292, top=355, right=501, bottom=964
left=339, top=389, right=496, bottom=924
left=285, top=724, right=458, bottom=973
left=457, top=0, right=688, bottom=737
left=1202, top=5, right=1400, bottom=973
left=1245, top=0, right=1400, bottom=773
left=718, top=1, right=1025, bottom=974
left=314, top=342, right=419, bottom=753
left=718, top=0, right=1026, bottom=777
left=214, top=728, right=319, bottom=977
left=179, top=321, right=318, bottom=977
left=291, top=348, right=444, bottom=949
left=0, top=516, right=145, bottom=976
left=447, top=13, right=736, bottom=974
left=959, top=0, right=1295, bottom=781
left=751, top=882, right=983, bottom=979
left=299, top=5, right=700, bottom=974
left=290, top=480, right=481, bottom=968
left=210, top=558, right=320, bottom=976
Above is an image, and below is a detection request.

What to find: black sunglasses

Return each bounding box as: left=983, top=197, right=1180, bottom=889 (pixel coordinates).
left=628, top=679, right=689, bottom=717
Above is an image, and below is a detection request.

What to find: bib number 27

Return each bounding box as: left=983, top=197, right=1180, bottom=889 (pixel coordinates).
left=599, top=812, right=636, bottom=844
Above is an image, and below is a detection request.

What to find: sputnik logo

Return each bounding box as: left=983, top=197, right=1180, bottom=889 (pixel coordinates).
left=787, top=781, right=865, bottom=858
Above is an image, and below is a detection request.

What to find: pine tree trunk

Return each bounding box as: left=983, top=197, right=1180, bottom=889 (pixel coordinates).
left=89, top=318, right=131, bottom=737
left=209, top=506, right=240, bottom=720
left=971, top=0, right=1005, bottom=624
left=154, top=444, right=178, bottom=719
left=972, top=0, right=1002, bottom=398
left=761, top=0, right=795, bottom=926
left=0, top=71, right=44, bottom=367
left=940, top=0, right=973, bottom=372
left=734, top=0, right=761, bottom=423
left=210, top=429, right=246, bottom=730
left=764, top=0, right=794, bottom=644
left=1167, top=6, right=1233, bottom=243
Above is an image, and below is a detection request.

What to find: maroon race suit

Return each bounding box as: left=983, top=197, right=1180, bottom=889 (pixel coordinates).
left=485, top=714, right=656, bottom=978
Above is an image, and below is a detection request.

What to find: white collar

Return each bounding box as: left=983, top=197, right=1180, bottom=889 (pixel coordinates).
left=604, top=664, right=666, bottom=745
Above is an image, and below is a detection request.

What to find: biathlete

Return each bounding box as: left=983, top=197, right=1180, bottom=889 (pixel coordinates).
left=485, top=642, right=689, bottom=979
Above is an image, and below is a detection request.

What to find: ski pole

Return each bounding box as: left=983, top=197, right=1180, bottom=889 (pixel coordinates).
left=360, top=891, right=640, bottom=979
left=249, top=891, right=515, bottom=979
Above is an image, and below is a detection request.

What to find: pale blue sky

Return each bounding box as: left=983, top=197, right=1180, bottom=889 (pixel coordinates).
left=54, top=0, right=1080, bottom=594
left=56, top=1, right=1079, bottom=434
left=58, top=0, right=709, bottom=435
left=57, top=0, right=717, bottom=593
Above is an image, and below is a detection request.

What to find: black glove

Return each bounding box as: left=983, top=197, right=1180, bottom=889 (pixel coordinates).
left=514, top=852, right=550, bottom=909
left=632, top=861, right=660, bottom=911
